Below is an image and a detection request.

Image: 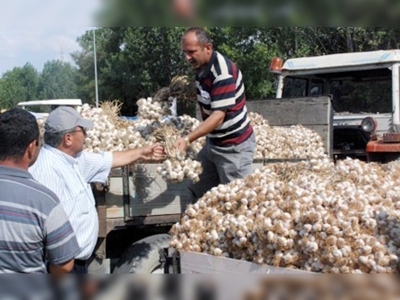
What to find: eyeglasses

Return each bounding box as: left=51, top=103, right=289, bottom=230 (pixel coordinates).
left=70, top=127, right=87, bottom=137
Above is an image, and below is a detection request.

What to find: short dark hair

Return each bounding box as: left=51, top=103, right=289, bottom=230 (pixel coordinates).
left=0, top=108, right=39, bottom=161
left=183, top=27, right=213, bottom=47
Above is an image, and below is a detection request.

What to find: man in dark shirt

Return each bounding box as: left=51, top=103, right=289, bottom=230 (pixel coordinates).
left=175, top=27, right=256, bottom=200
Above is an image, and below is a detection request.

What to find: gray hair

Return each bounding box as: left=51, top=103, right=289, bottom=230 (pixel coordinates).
left=183, top=27, right=213, bottom=47
left=44, top=125, right=76, bottom=147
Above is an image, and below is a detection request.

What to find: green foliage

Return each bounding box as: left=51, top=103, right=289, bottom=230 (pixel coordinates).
left=38, top=60, right=78, bottom=99
left=0, top=63, right=39, bottom=108
left=3, top=27, right=400, bottom=112
left=73, top=27, right=190, bottom=115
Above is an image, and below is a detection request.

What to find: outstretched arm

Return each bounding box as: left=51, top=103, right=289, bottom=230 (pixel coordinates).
left=111, top=143, right=165, bottom=168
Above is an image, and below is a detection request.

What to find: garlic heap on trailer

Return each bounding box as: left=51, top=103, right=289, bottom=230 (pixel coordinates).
left=170, top=157, right=400, bottom=274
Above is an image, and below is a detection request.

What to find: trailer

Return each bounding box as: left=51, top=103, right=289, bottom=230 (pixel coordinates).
left=86, top=95, right=332, bottom=273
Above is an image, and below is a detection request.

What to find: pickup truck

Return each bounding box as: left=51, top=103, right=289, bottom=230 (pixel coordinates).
left=270, top=49, right=400, bottom=163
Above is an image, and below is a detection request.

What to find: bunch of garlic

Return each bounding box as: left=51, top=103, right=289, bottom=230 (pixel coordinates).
left=157, top=158, right=203, bottom=183
left=170, top=157, right=400, bottom=273
left=79, top=100, right=206, bottom=183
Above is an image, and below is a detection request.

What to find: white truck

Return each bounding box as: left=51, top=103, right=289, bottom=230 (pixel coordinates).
left=270, top=49, right=400, bottom=163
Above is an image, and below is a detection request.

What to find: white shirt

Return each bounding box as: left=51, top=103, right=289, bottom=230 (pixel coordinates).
left=29, top=145, right=113, bottom=260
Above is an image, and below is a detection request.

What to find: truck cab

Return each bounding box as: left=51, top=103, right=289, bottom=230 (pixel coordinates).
left=271, top=50, right=400, bottom=163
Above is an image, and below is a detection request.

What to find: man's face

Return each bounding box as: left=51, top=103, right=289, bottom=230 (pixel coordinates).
left=181, top=31, right=212, bottom=70
left=69, top=126, right=87, bottom=154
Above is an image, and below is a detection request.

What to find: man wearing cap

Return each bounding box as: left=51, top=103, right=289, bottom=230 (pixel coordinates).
left=29, top=106, right=164, bottom=273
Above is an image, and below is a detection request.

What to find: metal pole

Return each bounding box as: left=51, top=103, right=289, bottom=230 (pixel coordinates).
left=93, top=29, right=99, bottom=108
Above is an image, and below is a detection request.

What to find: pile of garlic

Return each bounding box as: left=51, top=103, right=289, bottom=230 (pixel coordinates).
left=80, top=103, right=327, bottom=182
left=77, top=99, right=206, bottom=183
left=78, top=104, right=148, bottom=152
left=136, top=97, right=173, bottom=121
left=253, top=123, right=326, bottom=160
left=248, top=111, right=269, bottom=126
left=170, top=157, right=400, bottom=273
left=36, top=118, right=46, bottom=145
left=35, top=98, right=327, bottom=184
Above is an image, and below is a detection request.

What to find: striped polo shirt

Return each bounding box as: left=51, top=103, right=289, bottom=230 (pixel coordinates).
left=0, top=166, right=79, bottom=273
left=29, top=145, right=113, bottom=260
left=196, top=50, right=253, bottom=146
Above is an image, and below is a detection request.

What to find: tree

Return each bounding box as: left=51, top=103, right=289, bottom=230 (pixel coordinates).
left=70, top=27, right=400, bottom=113
left=0, top=63, right=39, bottom=108
left=38, top=60, right=79, bottom=99
left=72, top=27, right=189, bottom=115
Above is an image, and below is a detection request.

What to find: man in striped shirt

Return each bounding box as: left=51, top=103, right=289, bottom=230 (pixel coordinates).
left=175, top=27, right=256, bottom=200
left=0, top=108, right=79, bottom=274
left=29, top=106, right=164, bottom=273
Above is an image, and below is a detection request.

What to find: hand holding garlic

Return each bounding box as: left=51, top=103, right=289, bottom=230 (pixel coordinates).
left=139, top=143, right=166, bottom=161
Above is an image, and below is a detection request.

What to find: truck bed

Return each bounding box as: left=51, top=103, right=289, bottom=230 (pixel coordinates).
left=246, top=96, right=333, bottom=157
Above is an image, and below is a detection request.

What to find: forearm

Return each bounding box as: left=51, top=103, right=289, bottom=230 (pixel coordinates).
left=112, top=148, right=143, bottom=168
left=187, top=110, right=225, bottom=142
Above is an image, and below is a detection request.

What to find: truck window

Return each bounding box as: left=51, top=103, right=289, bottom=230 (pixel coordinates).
left=282, top=68, right=392, bottom=114
left=330, top=78, right=391, bottom=113
left=282, top=77, right=324, bottom=98
left=282, top=77, right=307, bottom=98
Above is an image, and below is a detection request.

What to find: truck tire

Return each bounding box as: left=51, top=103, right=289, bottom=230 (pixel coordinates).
left=113, top=234, right=171, bottom=274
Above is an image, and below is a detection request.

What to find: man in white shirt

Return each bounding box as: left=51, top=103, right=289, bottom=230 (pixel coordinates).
left=30, top=106, right=164, bottom=273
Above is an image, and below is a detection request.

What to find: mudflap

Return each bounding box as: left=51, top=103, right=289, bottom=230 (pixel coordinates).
left=159, top=248, right=181, bottom=274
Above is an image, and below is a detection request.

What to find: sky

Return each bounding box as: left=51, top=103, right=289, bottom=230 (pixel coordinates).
left=0, top=0, right=101, bottom=76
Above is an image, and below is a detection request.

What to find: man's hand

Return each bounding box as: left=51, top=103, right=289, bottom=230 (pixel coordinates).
left=174, top=137, right=188, bottom=153
left=140, top=143, right=166, bottom=161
